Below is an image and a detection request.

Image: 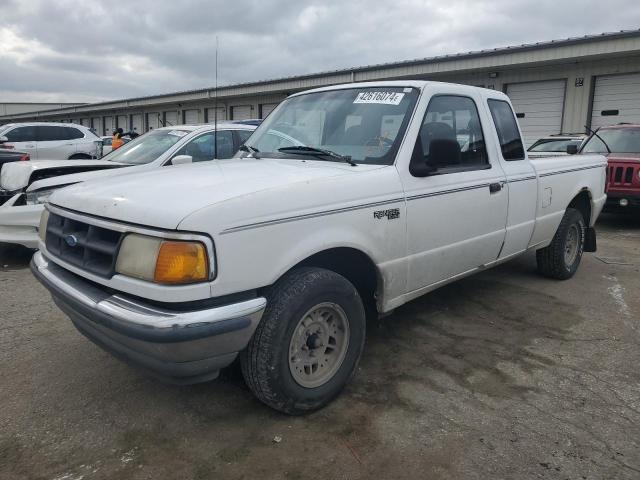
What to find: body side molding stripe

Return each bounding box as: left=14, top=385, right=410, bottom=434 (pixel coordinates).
left=220, top=165, right=602, bottom=235
left=538, top=164, right=604, bottom=177
left=220, top=197, right=405, bottom=234
left=221, top=180, right=503, bottom=234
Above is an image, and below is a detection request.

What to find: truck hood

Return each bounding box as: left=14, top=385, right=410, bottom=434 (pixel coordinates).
left=1, top=159, right=122, bottom=191
left=49, top=158, right=386, bottom=230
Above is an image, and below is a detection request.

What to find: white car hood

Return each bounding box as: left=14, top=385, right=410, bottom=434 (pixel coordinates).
left=1, top=159, right=119, bottom=191
left=49, top=158, right=384, bottom=230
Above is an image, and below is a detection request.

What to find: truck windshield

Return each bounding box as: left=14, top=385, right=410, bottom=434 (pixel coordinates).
left=242, top=87, right=420, bottom=165
left=581, top=128, right=640, bottom=154
left=106, top=129, right=190, bottom=165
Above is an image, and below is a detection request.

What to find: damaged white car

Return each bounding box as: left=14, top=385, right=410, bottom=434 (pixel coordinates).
left=0, top=122, right=256, bottom=248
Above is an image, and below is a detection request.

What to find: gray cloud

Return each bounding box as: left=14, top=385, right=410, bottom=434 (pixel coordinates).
left=1, top=0, right=640, bottom=102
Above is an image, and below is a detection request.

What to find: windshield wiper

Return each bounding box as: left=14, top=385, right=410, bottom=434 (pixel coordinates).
left=278, top=146, right=357, bottom=166
left=584, top=125, right=611, bottom=154
left=239, top=144, right=261, bottom=159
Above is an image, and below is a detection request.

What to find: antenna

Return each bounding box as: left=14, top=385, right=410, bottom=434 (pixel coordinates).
left=214, top=35, right=219, bottom=159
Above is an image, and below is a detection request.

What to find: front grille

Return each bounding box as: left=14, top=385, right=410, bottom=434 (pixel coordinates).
left=608, top=164, right=638, bottom=187
left=45, top=212, right=124, bottom=278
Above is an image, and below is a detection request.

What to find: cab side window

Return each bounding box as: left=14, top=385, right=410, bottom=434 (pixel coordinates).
left=5, top=126, right=37, bottom=142
left=410, top=95, right=488, bottom=177
left=487, top=99, right=525, bottom=161
left=173, top=131, right=235, bottom=162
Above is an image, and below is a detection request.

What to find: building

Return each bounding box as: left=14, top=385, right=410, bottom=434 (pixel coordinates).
left=0, top=102, right=84, bottom=116
left=2, top=30, right=640, bottom=146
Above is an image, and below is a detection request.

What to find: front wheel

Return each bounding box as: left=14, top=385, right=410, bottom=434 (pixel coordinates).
left=240, top=267, right=366, bottom=414
left=536, top=208, right=586, bottom=280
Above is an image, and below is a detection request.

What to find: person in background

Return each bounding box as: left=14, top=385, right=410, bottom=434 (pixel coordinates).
left=112, top=128, right=125, bottom=150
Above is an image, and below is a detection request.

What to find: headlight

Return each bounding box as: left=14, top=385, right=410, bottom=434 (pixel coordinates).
left=38, top=209, right=50, bottom=243
left=26, top=188, right=57, bottom=205
left=115, top=233, right=210, bottom=285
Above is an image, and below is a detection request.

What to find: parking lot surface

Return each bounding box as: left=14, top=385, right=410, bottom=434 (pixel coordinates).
left=1, top=214, right=639, bottom=480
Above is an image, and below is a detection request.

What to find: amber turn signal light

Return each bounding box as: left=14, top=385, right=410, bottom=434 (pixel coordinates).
left=154, top=241, right=209, bottom=284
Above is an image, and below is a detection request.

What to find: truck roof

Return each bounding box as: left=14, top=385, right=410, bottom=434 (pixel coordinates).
left=292, top=80, right=508, bottom=99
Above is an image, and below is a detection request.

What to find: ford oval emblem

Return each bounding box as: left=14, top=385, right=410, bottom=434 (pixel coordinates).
left=64, top=234, right=78, bottom=247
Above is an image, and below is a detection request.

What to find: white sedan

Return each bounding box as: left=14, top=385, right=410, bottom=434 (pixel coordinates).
left=0, top=123, right=255, bottom=248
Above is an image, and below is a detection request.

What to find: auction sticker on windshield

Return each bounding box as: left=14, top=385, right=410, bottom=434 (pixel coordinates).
left=354, top=91, right=405, bottom=105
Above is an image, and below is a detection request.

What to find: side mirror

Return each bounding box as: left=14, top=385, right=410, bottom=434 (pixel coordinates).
left=566, top=143, right=579, bottom=155
left=171, top=154, right=193, bottom=165
left=0, top=136, right=8, bottom=144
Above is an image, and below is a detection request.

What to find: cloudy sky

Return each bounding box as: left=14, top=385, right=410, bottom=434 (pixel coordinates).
left=1, top=0, right=640, bottom=103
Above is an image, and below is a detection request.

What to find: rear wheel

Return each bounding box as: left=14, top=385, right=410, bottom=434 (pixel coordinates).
left=536, top=208, right=586, bottom=280
left=68, top=153, right=92, bottom=159
left=240, top=267, right=366, bottom=414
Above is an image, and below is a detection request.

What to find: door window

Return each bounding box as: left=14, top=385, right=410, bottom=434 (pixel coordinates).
left=5, top=126, right=37, bottom=142
left=36, top=126, right=84, bottom=141
left=411, top=95, right=488, bottom=176
left=488, top=100, right=525, bottom=161
left=173, top=131, right=235, bottom=161
left=236, top=129, right=253, bottom=145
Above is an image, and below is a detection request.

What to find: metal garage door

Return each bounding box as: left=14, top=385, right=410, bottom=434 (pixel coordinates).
left=104, top=116, right=113, bottom=135
left=91, top=117, right=102, bottom=134
left=260, top=103, right=279, bottom=118
left=131, top=114, right=143, bottom=134
left=117, top=115, right=128, bottom=130
left=147, top=112, right=160, bottom=131
left=183, top=109, right=199, bottom=124
left=206, top=107, right=226, bottom=122
left=506, top=80, right=566, bottom=146
left=591, top=73, right=640, bottom=129
left=231, top=105, right=252, bottom=120
left=165, top=111, right=178, bottom=126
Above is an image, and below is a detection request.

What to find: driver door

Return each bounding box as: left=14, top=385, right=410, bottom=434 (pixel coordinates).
left=400, top=92, right=508, bottom=292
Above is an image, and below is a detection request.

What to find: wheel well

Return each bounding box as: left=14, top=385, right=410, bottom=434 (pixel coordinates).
left=294, top=248, right=380, bottom=318
left=568, top=190, right=592, bottom=226
left=68, top=153, right=92, bottom=159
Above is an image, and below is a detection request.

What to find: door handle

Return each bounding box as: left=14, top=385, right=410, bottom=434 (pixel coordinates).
left=489, top=182, right=502, bottom=193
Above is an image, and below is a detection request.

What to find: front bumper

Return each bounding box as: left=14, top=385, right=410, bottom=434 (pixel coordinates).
left=0, top=193, right=42, bottom=248
left=604, top=192, right=640, bottom=211
left=31, top=251, right=267, bottom=384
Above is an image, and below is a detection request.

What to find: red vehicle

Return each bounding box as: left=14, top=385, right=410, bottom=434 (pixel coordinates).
left=580, top=124, right=640, bottom=213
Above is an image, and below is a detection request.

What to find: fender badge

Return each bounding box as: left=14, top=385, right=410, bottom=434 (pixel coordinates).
left=373, top=208, right=400, bottom=220
left=64, top=234, right=79, bottom=247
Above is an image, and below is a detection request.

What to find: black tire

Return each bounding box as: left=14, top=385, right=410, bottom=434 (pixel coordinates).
left=240, top=267, right=366, bottom=415
left=536, top=208, right=586, bottom=280
left=68, top=153, right=92, bottom=159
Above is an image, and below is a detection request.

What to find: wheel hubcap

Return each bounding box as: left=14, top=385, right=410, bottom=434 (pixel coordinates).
left=564, top=224, right=580, bottom=266
left=288, top=302, right=350, bottom=388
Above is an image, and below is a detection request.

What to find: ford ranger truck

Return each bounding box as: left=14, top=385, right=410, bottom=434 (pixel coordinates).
left=579, top=123, right=640, bottom=213
left=31, top=81, right=607, bottom=414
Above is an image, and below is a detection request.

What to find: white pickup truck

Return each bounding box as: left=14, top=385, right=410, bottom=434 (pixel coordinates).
left=31, top=81, right=607, bottom=414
